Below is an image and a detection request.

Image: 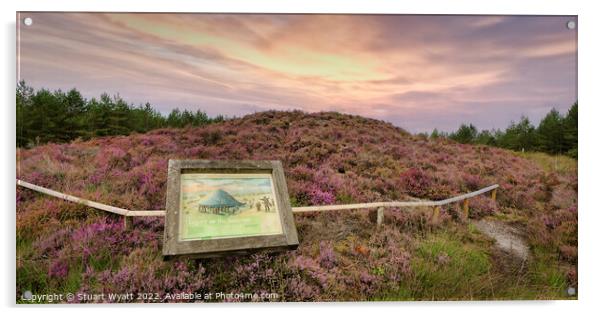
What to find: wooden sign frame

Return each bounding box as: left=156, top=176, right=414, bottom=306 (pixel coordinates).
left=162, top=159, right=299, bottom=259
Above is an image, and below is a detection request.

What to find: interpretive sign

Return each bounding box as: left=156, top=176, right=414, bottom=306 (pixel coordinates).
left=163, top=160, right=298, bottom=258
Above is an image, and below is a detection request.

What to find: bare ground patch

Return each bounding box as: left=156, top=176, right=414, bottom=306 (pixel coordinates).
left=473, top=219, right=530, bottom=262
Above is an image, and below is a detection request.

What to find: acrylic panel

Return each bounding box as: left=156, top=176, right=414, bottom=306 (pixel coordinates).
left=16, top=12, right=577, bottom=303
left=178, top=173, right=283, bottom=241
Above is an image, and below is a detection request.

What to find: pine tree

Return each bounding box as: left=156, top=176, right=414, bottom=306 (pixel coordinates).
left=167, top=108, right=182, bottom=128
left=64, top=89, right=87, bottom=140
left=536, top=108, right=566, bottom=154
left=449, top=124, right=477, bottom=144
left=16, top=81, right=34, bottom=147
left=564, top=102, right=578, bottom=158
left=475, top=129, right=497, bottom=146
left=499, top=116, right=536, bottom=151
left=430, top=128, right=441, bottom=139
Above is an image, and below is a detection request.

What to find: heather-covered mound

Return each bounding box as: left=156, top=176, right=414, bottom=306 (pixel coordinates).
left=16, top=111, right=577, bottom=301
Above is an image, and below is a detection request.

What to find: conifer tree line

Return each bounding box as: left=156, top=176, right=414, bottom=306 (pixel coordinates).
left=429, top=102, right=578, bottom=158
left=16, top=81, right=225, bottom=147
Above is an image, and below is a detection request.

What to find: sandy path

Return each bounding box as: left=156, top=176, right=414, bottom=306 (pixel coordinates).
left=473, top=219, right=530, bottom=261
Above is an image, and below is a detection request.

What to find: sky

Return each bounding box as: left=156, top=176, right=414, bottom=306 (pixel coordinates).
left=17, top=13, right=577, bottom=133
left=181, top=174, right=272, bottom=195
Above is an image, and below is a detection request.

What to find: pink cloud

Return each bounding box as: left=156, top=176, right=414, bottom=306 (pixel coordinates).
left=17, top=13, right=577, bottom=132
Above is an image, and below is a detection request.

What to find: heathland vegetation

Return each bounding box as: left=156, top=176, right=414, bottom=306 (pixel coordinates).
left=17, top=108, right=577, bottom=301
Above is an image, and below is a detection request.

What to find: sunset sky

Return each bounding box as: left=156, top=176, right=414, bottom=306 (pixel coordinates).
left=181, top=174, right=273, bottom=196
left=17, top=13, right=577, bottom=132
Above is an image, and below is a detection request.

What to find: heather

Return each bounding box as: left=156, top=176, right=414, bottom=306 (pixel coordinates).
left=16, top=111, right=577, bottom=302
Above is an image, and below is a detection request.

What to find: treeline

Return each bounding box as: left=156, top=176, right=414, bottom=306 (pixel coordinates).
left=16, top=81, right=225, bottom=147
left=429, top=103, right=578, bottom=158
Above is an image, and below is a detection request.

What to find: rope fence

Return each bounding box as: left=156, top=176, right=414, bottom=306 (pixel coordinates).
left=16, top=179, right=499, bottom=230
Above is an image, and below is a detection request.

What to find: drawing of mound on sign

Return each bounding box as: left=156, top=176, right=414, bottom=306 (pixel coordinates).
left=198, top=189, right=245, bottom=215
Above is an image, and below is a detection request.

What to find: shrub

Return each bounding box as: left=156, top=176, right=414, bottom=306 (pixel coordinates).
left=16, top=110, right=577, bottom=301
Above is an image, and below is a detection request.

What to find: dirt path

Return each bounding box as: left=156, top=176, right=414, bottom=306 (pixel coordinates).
left=473, top=219, right=530, bottom=261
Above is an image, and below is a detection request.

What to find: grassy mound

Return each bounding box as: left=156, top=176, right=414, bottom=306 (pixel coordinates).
left=16, top=111, right=577, bottom=302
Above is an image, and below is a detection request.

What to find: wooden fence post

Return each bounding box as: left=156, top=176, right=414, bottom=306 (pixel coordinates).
left=124, top=216, right=133, bottom=230
left=491, top=188, right=497, bottom=202
left=432, top=206, right=441, bottom=221
left=376, top=207, right=384, bottom=227
left=462, top=199, right=469, bottom=220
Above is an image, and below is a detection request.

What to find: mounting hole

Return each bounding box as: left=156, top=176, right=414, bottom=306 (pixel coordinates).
left=23, top=17, right=33, bottom=26
left=567, top=287, right=576, bottom=296
left=567, top=20, right=576, bottom=30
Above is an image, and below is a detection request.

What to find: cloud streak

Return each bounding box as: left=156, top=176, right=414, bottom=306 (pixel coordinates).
left=18, top=13, right=577, bottom=132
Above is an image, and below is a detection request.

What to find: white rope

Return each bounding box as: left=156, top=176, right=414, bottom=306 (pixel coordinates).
left=16, top=179, right=498, bottom=216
